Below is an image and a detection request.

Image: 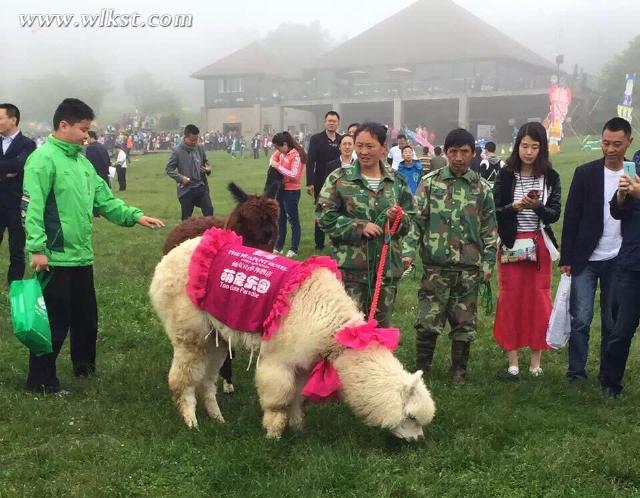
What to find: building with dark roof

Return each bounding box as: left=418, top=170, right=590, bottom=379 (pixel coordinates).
left=192, top=0, right=585, bottom=141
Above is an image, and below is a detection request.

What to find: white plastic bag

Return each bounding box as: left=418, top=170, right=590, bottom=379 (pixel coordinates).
left=546, top=274, right=572, bottom=349
left=108, top=166, right=116, bottom=179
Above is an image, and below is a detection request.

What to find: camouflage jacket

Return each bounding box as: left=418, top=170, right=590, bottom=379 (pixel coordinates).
left=316, top=161, right=416, bottom=282
left=404, top=165, right=497, bottom=274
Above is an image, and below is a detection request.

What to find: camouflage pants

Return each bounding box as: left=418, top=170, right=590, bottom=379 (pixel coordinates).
left=415, top=267, right=481, bottom=345
left=343, top=272, right=397, bottom=327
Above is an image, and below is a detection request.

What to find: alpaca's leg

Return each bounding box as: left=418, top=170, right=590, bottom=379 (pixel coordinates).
left=255, top=359, right=296, bottom=439
left=288, top=373, right=309, bottom=431
left=196, top=338, right=228, bottom=423
left=168, top=342, right=206, bottom=429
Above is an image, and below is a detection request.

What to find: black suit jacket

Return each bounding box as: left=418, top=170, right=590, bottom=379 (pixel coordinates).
left=0, top=132, right=36, bottom=214
left=560, top=158, right=616, bottom=272
left=85, top=141, right=111, bottom=181
left=493, top=167, right=562, bottom=250
left=306, top=131, right=341, bottom=197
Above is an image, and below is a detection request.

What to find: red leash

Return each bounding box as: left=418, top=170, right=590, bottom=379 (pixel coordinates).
left=368, top=206, right=404, bottom=322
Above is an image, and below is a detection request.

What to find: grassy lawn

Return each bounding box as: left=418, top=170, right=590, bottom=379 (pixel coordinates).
left=0, top=138, right=638, bottom=497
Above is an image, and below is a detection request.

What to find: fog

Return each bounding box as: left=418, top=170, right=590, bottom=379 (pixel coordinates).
left=1, top=0, right=639, bottom=121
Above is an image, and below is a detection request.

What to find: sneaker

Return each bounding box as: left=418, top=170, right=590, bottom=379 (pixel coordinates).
left=223, top=380, right=235, bottom=394
left=273, top=249, right=282, bottom=255
left=285, top=250, right=297, bottom=258
left=507, top=366, right=519, bottom=377
left=529, top=367, right=543, bottom=377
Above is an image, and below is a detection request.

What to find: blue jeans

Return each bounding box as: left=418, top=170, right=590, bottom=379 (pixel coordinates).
left=601, top=270, right=640, bottom=394
left=567, top=259, right=618, bottom=381
left=276, top=189, right=301, bottom=252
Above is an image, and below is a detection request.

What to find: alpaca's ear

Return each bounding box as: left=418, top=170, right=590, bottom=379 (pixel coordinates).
left=264, top=181, right=279, bottom=199
left=407, top=370, right=423, bottom=393
left=228, top=182, right=249, bottom=204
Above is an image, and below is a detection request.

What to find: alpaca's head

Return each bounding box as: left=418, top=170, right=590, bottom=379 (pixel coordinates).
left=226, top=182, right=280, bottom=252
left=333, top=347, right=436, bottom=442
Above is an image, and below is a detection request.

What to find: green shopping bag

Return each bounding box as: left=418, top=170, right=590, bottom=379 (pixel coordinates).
left=9, top=274, right=52, bottom=356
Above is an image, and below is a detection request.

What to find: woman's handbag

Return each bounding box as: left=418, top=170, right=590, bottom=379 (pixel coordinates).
left=500, top=237, right=537, bottom=263
left=9, top=275, right=52, bottom=356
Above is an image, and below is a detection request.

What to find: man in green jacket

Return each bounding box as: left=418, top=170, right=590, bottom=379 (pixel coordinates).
left=23, top=98, right=164, bottom=394
left=316, top=122, right=416, bottom=327
left=404, top=128, right=497, bottom=384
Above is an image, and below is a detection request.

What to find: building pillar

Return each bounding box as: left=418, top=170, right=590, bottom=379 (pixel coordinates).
left=458, top=94, right=470, bottom=130
left=201, top=106, right=209, bottom=133
left=393, top=97, right=403, bottom=130
left=332, top=102, right=342, bottom=118
left=253, top=104, right=262, bottom=134
left=275, top=105, right=285, bottom=131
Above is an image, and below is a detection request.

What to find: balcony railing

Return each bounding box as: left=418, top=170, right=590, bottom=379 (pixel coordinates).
left=207, top=76, right=582, bottom=107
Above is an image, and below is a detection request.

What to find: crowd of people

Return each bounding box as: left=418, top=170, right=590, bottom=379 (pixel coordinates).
left=1, top=99, right=640, bottom=401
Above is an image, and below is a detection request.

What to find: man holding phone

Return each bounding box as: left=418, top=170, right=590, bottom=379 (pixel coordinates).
left=561, top=117, right=632, bottom=383
left=600, top=142, right=640, bottom=397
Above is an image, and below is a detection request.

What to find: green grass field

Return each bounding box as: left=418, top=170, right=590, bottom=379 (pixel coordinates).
left=1, top=138, right=638, bottom=497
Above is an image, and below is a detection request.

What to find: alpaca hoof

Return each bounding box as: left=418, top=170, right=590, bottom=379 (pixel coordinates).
left=184, top=415, right=199, bottom=429
left=288, top=417, right=304, bottom=431
left=223, top=380, right=235, bottom=394
left=209, top=412, right=225, bottom=424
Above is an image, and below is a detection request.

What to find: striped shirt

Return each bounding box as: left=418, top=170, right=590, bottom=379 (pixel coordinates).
left=514, top=173, right=544, bottom=232
left=362, top=174, right=381, bottom=191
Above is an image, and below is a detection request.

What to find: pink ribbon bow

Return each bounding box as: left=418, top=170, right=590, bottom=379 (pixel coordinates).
left=302, top=320, right=400, bottom=404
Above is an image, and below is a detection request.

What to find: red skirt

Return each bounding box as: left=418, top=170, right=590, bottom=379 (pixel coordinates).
left=493, top=231, right=552, bottom=351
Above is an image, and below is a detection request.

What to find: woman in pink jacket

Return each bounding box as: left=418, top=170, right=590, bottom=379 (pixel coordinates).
left=270, top=132, right=306, bottom=257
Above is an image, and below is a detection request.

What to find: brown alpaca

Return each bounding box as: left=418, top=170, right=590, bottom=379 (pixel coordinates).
left=161, top=182, right=280, bottom=392
left=163, top=182, right=280, bottom=255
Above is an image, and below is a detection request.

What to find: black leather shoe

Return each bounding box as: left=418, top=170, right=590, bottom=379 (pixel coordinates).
left=73, top=364, right=96, bottom=377
left=25, top=382, right=61, bottom=394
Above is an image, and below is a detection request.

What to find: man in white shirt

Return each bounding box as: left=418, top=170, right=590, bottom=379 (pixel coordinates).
left=560, top=117, right=633, bottom=383
left=387, top=134, right=417, bottom=171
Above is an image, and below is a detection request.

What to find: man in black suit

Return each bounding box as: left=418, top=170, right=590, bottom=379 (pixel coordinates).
left=85, top=130, right=111, bottom=187
left=0, top=103, right=36, bottom=283
left=306, top=111, right=341, bottom=250
left=560, top=117, right=633, bottom=382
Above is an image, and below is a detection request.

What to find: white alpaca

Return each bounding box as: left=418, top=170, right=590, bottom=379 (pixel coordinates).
left=149, top=236, right=436, bottom=440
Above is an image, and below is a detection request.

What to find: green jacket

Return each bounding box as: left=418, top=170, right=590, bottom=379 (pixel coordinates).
left=404, top=165, right=497, bottom=274
left=316, top=161, right=416, bottom=282
left=23, top=135, right=143, bottom=267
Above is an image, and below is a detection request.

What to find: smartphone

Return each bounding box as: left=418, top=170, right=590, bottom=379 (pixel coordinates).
left=527, top=189, right=541, bottom=199
left=623, top=161, right=637, bottom=178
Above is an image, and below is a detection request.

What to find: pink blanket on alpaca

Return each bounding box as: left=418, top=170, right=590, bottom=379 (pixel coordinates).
left=187, top=227, right=340, bottom=338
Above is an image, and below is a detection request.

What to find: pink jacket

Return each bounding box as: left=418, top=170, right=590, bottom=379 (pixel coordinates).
left=270, top=149, right=304, bottom=191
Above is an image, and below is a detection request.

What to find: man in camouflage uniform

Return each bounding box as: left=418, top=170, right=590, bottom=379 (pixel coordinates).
left=404, top=128, right=497, bottom=384
left=316, top=123, right=416, bottom=327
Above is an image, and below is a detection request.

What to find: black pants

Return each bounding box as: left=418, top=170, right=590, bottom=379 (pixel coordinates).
left=116, top=165, right=126, bottom=191
left=600, top=270, right=640, bottom=395
left=178, top=185, right=214, bottom=220
left=220, top=354, right=232, bottom=383
left=313, top=193, right=326, bottom=249
left=253, top=149, right=260, bottom=160
left=26, top=266, right=99, bottom=388
left=0, top=211, right=25, bottom=283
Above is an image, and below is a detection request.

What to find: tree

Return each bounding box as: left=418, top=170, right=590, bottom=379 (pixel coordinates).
left=15, top=71, right=111, bottom=126
left=263, top=21, right=337, bottom=62
left=600, top=35, right=640, bottom=103
left=124, top=71, right=180, bottom=117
